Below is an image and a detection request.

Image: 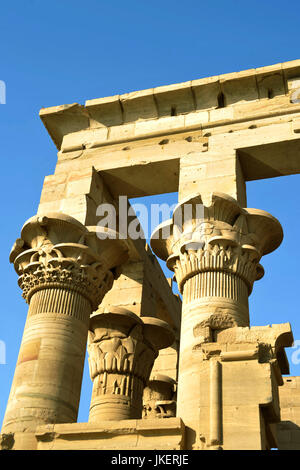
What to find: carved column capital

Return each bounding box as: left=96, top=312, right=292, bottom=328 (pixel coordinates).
left=151, top=192, right=283, bottom=328
left=10, top=212, right=128, bottom=310
left=151, top=192, right=282, bottom=294
left=88, top=307, right=175, bottom=421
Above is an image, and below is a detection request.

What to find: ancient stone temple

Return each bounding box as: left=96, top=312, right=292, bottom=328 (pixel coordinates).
left=2, top=59, right=300, bottom=450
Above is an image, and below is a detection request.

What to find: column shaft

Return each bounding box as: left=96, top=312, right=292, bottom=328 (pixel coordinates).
left=3, top=212, right=128, bottom=447
left=2, top=288, right=91, bottom=432
left=150, top=192, right=284, bottom=449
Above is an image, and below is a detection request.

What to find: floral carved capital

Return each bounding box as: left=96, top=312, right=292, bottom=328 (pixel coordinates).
left=88, top=309, right=175, bottom=398
left=150, top=192, right=283, bottom=294
left=10, top=213, right=128, bottom=309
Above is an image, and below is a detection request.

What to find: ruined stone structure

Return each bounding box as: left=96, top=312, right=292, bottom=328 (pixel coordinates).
left=2, top=59, right=300, bottom=450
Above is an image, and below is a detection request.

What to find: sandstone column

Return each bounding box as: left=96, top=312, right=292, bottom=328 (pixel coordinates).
left=150, top=192, right=285, bottom=448
left=2, top=213, right=128, bottom=447
left=88, top=308, right=174, bottom=421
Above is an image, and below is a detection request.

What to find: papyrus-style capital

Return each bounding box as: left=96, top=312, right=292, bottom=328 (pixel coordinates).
left=151, top=192, right=283, bottom=328
left=151, top=192, right=282, bottom=293
left=88, top=308, right=175, bottom=421
left=10, top=212, right=128, bottom=310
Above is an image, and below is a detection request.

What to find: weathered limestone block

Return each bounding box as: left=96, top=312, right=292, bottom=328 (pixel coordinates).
left=143, top=374, right=176, bottom=419
left=178, top=151, right=247, bottom=207
left=277, top=376, right=300, bottom=449
left=151, top=344, right=179, bottom=382
left=188, top=324, right=292, bottom=449
left=38, top=166, right=116, bottom=226
left=2, top=213, right=128, bottom=448
left=35, top=418, right=185, bottom=450
left=88, top=308, right=174, bottom=421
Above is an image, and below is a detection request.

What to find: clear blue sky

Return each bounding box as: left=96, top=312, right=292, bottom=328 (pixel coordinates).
left=0, top=0, right=300, bottom=424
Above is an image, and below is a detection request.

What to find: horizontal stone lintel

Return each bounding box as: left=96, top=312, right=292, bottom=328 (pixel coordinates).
left=40, top=60, right=300, bottom=151
left=35, top=418, right=185, bottom=450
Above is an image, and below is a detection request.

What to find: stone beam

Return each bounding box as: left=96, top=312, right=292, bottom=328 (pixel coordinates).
left=35, top=419, right=185, bottom=450
left=39, top=60, right=300, bottom=201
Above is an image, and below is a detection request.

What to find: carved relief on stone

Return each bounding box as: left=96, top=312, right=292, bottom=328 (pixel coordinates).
left=88, top=308, right=175, bottom=421
left=193, top=313, right=238, bottom=343
left=9, top=213, right=129, bottom=311
left=143, top=374, right=177, bottom=419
